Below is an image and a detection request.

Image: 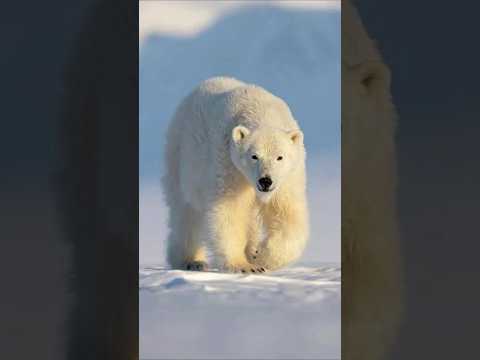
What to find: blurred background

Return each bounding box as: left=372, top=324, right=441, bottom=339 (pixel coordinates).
left=139, top=0, right=340, bottom=266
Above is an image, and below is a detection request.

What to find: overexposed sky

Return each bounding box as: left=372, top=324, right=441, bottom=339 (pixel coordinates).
left=139, top=0, right=340, bottom=44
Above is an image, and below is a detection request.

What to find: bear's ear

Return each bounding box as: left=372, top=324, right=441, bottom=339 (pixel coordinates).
left=232, top=125, right=250, bottom=144
left=288, top=129, right=303, bottom=145
left=355, top=60, right=391, bottom=95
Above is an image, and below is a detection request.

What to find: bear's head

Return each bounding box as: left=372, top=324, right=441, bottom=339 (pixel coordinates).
left=230, top=125, right=304, bottom=202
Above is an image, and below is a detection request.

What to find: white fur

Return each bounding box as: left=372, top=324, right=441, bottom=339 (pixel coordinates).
left=162, top=76, right=309, bottom=272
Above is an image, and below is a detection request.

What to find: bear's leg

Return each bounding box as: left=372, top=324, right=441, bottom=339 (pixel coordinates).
left=206, top=199, right=265, bottom=273
left=245, top=210, right=264, bottom=268
left=249, top=201, right=308, bottom=270
left=166, top=202, right=207, bottom=270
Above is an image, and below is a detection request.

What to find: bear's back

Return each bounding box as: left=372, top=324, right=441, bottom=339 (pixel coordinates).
left=194, top=77, right=298, bottom=135
left=196, top=76, right=246, bottom=96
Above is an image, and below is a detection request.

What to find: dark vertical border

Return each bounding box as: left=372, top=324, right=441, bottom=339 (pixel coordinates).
left=346, top=0, right=480, bottom=359
left=0, top=0, right=139, bottom=359
left=342, top=2, right=403, bottom=359
left=59, top=0, right=139, bottom=358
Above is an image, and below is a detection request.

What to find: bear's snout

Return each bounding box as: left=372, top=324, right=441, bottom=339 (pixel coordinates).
left=257, top=176, right=273, bottom=192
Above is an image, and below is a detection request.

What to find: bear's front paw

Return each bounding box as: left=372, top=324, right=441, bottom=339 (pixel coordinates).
left=246, top=248, right=259, bottom=263
left=241, top=265, right=267, bottom=274
left=246, top=249, right=268, bottom=268
left=184, top=261, right=208, bottom=271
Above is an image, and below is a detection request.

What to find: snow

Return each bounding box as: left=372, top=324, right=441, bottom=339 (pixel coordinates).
left=139, top=1, right=340, bottom=44
left=140, top=264, right=340, bottom=359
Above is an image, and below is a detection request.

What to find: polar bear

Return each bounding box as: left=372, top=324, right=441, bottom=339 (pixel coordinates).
left=162, top=77, right=309, bottom=273
left=342, top=1, right=404, bottom=360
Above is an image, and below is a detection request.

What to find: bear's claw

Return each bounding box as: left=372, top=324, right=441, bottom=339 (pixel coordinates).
left=224, top=263, right=267, bottom=274
left=252, top=267, right=267, bottom=273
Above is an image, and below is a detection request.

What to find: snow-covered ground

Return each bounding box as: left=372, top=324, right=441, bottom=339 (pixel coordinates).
left=140, top=264, right=340, bottom=359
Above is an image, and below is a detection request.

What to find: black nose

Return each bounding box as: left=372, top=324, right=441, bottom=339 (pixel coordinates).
left=258, top=176, right=273, bottom=191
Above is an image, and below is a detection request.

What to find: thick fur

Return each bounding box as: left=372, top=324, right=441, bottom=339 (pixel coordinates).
left=163, top=77, right=308, bottom=272
left=342, top=1, right=404, bottom=360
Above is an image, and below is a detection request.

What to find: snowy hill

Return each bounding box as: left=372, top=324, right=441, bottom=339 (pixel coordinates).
left=140, top=264, right=340, bottom=359
left=140, top=6, right=340, bottom=178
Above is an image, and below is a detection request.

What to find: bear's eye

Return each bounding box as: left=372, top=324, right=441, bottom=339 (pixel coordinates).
left=277, top=156, right=283, bottom=161
left=251, top=155, right=258, bottom=160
